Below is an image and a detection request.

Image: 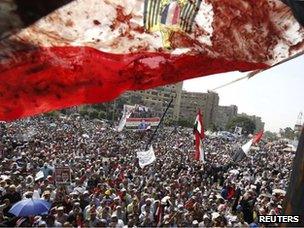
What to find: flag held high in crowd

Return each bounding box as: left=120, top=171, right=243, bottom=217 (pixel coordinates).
left=194, top=109, right=205, bottom=162
left=232, top=130, right=264, bottom=162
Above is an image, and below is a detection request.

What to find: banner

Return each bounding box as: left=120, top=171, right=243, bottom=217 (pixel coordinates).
left=137, top=146, right=156, bottom=168
left=138, top=121, right=150, bottom=130
left=116, top=105, right=137, bottom=132
left=234, top=126, right=243, bottom=135
left=55, top=166, right=71, bottom=185
left=35, top=171, right=44, bottom=181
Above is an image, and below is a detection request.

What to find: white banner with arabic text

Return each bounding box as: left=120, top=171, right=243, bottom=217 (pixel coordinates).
left=137, top=146, right=156, bottom=168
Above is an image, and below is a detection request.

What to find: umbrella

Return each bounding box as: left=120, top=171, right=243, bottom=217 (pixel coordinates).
left=9, top=199, right=51, bottom=217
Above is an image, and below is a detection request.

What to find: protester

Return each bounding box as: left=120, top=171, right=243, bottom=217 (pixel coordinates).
left=0, top=114, right=295, bottom=227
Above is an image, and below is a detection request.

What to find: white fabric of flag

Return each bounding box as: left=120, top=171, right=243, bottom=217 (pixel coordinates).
left=137, top=146, right=156, bottom=168
left=199, top=142, right=205, bottom=162
left=241, top=139, right=253, bottom=155
left=194, top=115, right=202, bottom=134
left=194, top=109, right=205, bottom=162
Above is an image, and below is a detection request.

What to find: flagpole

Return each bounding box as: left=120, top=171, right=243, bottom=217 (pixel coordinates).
left=212, top=50, right=304, bottom=91
left=283, top=127, right=304, bottom=226
left=145, top=98, right=174, bottom=150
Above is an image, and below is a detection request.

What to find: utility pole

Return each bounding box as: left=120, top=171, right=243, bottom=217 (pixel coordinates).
left=145, top=98, right=173, bottom=150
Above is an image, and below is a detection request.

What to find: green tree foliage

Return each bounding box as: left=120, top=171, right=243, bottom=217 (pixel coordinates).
left=264, top=131, right=278, bottom=141
left=226, top=116, right=256, bottom=135
left=164, top=118, right=174, bottom=126
left=115, top=97, right=129, bottom=111
left=89, top=110, right=100, bottom=119
left=208, top=123, right=218, bottom=132
left=79, top=109, right=89, bottom=117
left=178, top=118, right=193, bottom=128
left=281, top=127, right=296, bottom=140
left=44, top=111, right=60, bottom=118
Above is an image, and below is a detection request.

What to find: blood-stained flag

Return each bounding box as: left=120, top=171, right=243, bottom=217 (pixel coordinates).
left=0, top=0, right=304, bottom=121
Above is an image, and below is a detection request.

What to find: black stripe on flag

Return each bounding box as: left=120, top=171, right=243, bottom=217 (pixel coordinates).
left=186, top=0, right=202, bottom=32
left=180, top=2, right=192, bottom=30
left=1, top=0, right=73, bottom=38
left=282, top=0, right=304, bottom=26
left=144, top=0, right=149, bottom=30
left=231, top=148, right=246, bottom=162
left=15, top=0, right=73, bottom=25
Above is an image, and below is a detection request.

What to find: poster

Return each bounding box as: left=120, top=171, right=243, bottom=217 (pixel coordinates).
left=55, top=166, right=71, bottom=185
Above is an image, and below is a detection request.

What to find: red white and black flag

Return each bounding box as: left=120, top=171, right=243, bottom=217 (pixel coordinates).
left=193, top=109, right=205, bottom=162
left=0, top=0, right=304, bottom=121
left=232, top=130, right=264, bottom=162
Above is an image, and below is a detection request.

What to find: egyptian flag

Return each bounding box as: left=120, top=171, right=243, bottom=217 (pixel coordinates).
left=155, top=204, right=164, bottom=227
left=194, top=109, right=205, bottom=162
left=232, top=130, right=264, bottom=162
left=0, top=1, right=304, bottom=121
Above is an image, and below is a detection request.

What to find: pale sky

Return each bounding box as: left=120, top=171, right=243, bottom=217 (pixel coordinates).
left=183, top=55, right=304, bottom=132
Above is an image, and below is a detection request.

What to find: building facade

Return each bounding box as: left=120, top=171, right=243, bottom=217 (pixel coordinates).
left=111, top=83, right=264, bottom=131
left=122, top=82, right=183, bottom=120
left=179, top=90, right=219, bottom=128
left=214, top=105, right=238, bottom=130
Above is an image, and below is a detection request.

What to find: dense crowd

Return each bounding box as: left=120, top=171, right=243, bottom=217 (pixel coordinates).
left=0, top=114, right=295, bottom=227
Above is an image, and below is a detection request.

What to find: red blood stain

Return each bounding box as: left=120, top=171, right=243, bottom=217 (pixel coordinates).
left=65, top=19, right=74, bottom=27
left=110, top=5, right=132, bottom=31
left=0, top=46, right=268, bottom=121
left=93, top=20, right=101, bottom=25
left=205, top=0, right=291, bottom=62
left=116, top=5, right=132, bottom=23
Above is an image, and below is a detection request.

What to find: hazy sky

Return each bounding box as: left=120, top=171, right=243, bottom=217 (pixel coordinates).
left=183, top=55, right=304, bottom=132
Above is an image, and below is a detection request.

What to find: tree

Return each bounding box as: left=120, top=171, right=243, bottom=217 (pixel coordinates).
left=164, top=118, right=174, bottom=126
left=130, top=94, right=143, bottom=104
left=44, top=111, right=60, bottom=118
left=89, top=110, right=100, bottom=119
left=177, top=118, right=193, bottom=128
left=281, top=127, right=296, bottom=140
left=208, top=123, right=218, bottom=132
left=264, top=131, right=278, bottom=141
left=115, top=97, right=129, bottom=111
left=79, top=109, right=89, bottom=117
left=226, top=116, right=256, bottom=135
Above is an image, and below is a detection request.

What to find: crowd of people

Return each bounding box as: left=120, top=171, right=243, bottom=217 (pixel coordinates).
left=0, top=114, right=295, bottom=227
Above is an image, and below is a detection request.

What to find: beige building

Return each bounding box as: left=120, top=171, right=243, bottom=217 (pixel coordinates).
left=121, top=85, right=219, bottom=127
left=214, top=105, right=238, bottom=130
left=179, top=90, right=219, bottom=128
left=119, top=84, right=264, bottom=131
left=122, top=82, right=183, bottom=120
